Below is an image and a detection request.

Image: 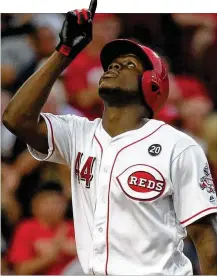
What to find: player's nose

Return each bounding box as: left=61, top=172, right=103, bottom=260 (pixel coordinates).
left=108, top=62, right=122, bottom=72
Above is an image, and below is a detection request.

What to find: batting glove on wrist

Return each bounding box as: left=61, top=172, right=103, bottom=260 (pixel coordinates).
left=56, top=0, right=97, bottom=59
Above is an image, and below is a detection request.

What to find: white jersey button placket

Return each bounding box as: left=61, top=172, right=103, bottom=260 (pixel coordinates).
left=91, top=142, right=116, bottom=273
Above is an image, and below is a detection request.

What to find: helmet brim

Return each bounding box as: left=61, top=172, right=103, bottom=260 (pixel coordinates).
left=100, top=39, right=153, bottom=72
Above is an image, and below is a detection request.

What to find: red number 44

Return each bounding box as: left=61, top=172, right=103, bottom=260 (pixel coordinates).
left=75, top=152, right=96, bottom=188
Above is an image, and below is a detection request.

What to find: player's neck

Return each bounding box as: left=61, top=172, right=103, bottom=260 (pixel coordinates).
left=102, top=105, right=149, bottom=137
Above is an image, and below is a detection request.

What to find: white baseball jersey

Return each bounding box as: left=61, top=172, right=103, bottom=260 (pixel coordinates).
left=28, top=113, right=217, bottom=275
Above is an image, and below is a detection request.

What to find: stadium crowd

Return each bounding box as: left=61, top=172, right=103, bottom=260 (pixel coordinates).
left=1, top=13, right=217, bottom=275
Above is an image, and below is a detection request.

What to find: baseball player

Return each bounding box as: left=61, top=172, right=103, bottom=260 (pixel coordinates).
left=3, top=0, right=217, bottom=275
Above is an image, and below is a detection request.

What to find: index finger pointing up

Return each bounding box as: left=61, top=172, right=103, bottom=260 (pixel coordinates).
left=89, top=0, right=97, bottom=18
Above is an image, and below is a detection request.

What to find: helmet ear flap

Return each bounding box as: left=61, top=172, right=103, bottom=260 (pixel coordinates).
left=141, top=70, right=160, bottom=111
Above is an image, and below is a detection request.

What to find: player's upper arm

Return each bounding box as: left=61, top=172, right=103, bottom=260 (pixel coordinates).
left=186, top=214, right=217, bottom=245
left=26, top=113, right=72, bottom=165
left=34, top=117, right=48, bottom=154
left=4, top=115, right=49, bottom=155
left=27, top=113, right=95, bottom=166
left=2, top=110, right=49, bottom=155
left=171, top=143, right=217, bottom=228
left=186, top=214, right=217, bottom=274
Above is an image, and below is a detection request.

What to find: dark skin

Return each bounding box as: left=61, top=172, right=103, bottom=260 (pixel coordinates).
left=2, top=51, right=149, bottom=153
left=187, top=214, right=217, bottom=275
left=99, top=54, right=150, bottom=137
left=2, top=8, right=217, bottom=276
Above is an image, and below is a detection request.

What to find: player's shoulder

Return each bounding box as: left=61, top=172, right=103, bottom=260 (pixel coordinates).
left=70, top=115, right=101, bottom=132
left=42, top=113, right=101, bottom=130
left=154, top=119, right=199, bottom=147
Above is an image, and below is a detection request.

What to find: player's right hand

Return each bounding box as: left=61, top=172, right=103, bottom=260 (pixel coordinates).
left=56, top=0, right=97, bottom=59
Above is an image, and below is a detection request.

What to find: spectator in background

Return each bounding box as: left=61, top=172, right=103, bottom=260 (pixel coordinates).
left=171, top=13, right=217, bottom=107
left=1, top=75, right=80, bottom=225
left=1, top=25, right=56, bottom=91
left=119, top=14, right=164, bottom=50
left=1, top=14, right=34, bottom=38
left=7, top=182, right=77, bottom=275
left=1, top=89, right=45, bottom=221
left=35, top=58, right=85, bottom=117
left=1, top=90, right=23, bottom=244
left=1, top=234, right=13, bottom=275
left=1, top=13, right=64, bottom=44
left=1, top=90, right=16, bottom=159
left=31, top=14, right=64, bottom=39
left=172, top=13, right=217, bottom=60
left=1, top=89, right=75, bottom=224
left=154, top=55, right=182, bottom=126
left=179, top=91, right=213, bottom=152
left=155, top=55, right=213, bottom=136
left=174, top=74, right=213, bottom=146
left=64, top=14, right=121, bottom=120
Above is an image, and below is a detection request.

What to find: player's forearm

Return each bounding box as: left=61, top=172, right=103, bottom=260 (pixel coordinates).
left=2, top=52, right=71, bottom=132
left=198, top=241, right=217, bottom=275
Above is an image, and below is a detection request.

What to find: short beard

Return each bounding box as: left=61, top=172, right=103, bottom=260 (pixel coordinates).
left=98, top=87, right=144, bottom=107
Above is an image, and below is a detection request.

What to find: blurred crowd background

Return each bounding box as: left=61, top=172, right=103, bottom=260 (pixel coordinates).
left=1, top=13, right=217, bottom=275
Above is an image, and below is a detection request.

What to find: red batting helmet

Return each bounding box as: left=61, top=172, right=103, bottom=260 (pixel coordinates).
left=100, top=39, right=169, bottom=115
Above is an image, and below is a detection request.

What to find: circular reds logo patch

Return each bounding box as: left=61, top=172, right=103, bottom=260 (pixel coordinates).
left=116, top=165, right=165, bottom=201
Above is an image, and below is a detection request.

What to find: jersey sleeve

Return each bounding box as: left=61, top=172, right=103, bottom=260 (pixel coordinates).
left=171, top=144, right=217, bottom=228
left=27, top=113, right=86, bottom=166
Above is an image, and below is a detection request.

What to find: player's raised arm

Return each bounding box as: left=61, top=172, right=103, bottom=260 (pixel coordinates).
left=2, top=0, right=97, bottom=154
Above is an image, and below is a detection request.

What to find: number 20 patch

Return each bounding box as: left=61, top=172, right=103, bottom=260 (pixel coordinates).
left=148, top=144, right=162, bottom=156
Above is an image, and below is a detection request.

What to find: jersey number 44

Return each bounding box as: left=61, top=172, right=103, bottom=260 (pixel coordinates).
left=75, top=152, right=96, bottom=188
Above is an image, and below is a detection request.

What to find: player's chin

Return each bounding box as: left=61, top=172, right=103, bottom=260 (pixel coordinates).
left=98, top=83, right=121, bottom=95
left=99, top=75, right=120, bottom=88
